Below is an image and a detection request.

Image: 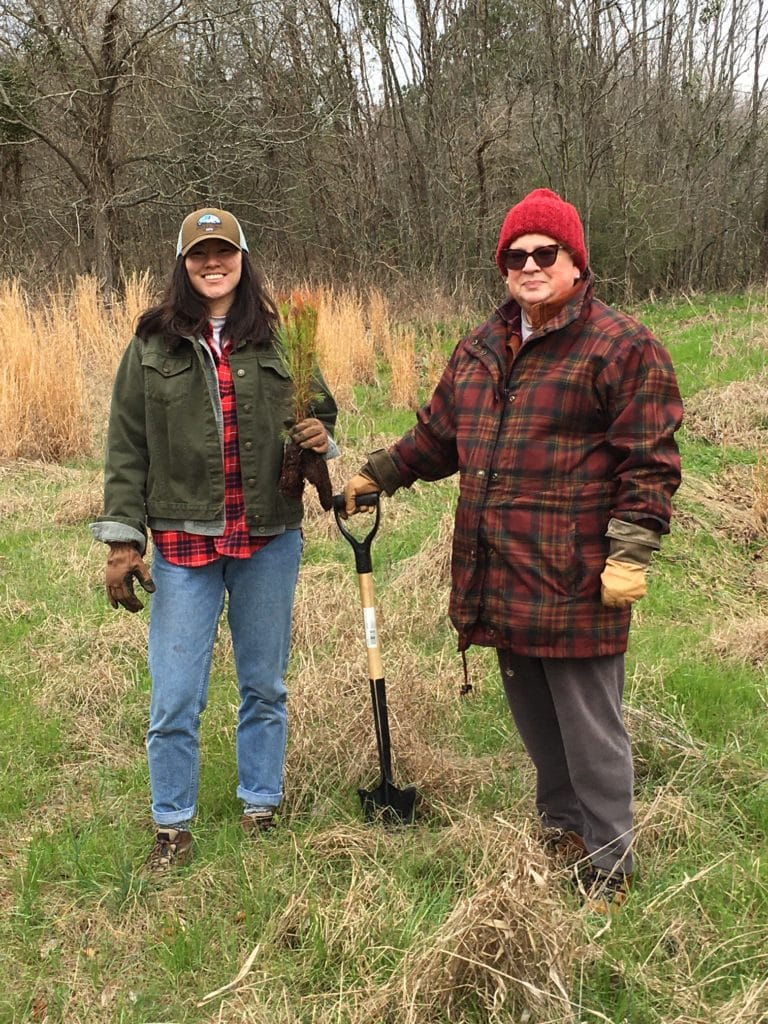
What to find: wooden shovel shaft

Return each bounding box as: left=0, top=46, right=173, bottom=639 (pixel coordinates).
left=357, top=572, right=384, bottom=680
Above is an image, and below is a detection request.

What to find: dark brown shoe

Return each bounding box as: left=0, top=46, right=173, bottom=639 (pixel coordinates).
left=576, top=864, right=633, bottom=913
left=540, top=828, right=588, bottom=865
left=241, top=809, right=275, bottom=834
left=145, top=828, right=193, bottom=872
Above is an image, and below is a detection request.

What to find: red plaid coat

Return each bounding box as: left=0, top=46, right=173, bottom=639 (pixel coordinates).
left=385, top=276, right=683, bottom=657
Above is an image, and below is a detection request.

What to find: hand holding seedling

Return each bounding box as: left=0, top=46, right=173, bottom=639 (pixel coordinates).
left=287, top=417, right=329, bottom=453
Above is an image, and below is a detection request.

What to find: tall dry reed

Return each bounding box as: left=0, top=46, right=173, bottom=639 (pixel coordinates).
left=383, top=325, right=420, bottom=410
left=316, top=286, right=377, bottom=406
left=366, top=287, right=392, bottom=355
left=0, top=273, right=156, bottom=461
left=0, top=279, right=89, bottom=460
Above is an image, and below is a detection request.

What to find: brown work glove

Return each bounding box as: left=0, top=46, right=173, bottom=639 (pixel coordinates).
left=343, top=471, right=382, bottom=517
left=600, top=558, right=647, bottom=607
left=600, top=518, right=660, bottom=608
left=106, top=542, right=156, bottom=613
left=286, top=417, right=329, bottom=454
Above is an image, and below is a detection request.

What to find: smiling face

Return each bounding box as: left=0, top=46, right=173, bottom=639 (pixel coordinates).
left=184, top=238, right=243, bottom=316
left=504, top=232, right=581, bottom=313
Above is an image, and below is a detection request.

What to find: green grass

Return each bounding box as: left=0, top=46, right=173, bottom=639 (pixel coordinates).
left=0, top=292, right=767, bottom=1022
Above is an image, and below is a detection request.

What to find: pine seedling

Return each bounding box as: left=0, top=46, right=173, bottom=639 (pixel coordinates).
left=276, top=290, right=324, bottom=422
left=275, top=289, right=333, bottom=510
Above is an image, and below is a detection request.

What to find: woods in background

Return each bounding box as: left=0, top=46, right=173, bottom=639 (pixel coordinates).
left=0, top=0, right=766, bottom=301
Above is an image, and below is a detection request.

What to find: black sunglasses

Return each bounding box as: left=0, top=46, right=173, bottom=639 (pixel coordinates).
left=501, top=244, right=562, bottom=271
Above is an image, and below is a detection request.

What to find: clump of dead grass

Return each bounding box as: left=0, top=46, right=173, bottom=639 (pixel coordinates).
left=0, top=460, right=102, bottom=528
left=389, top=509, right=454, bottom=595
left=710, top=316, right=768, bottom=363
left=675, top=468, right=767, bottom=542
left=53, top=470, right=103, bottom=524
left=31, top=614, right=147, bottom=713
left=710, top=614, right=768, bottom=666
left=684, top=374, right=768, bottom=448
left=358, top=820, right=580, bottom=1023
left=635, top=782, right=701, bottom=852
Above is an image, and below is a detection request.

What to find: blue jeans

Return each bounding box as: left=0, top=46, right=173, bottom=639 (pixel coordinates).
left=147, top=530, right=302, bottom=827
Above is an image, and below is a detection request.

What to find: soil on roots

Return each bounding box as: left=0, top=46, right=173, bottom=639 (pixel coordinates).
left=278, top=442, right=334, bottom=510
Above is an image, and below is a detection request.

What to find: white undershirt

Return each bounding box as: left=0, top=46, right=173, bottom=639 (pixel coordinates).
left=208, top=315, right=227, bottom=356
left=521, top=310, right=533, bottom=342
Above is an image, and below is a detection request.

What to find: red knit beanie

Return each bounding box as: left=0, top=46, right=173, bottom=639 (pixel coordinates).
left=495, top=188, right=588, bottom=276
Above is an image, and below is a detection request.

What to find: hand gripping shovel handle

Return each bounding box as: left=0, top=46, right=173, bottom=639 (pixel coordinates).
left=331, top=493, right=380, bottom=572
left=332, top=493, right=417, bottom=824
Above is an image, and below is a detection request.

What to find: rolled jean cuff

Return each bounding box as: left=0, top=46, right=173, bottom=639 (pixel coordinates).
left=237, top=786, right=282, bottom=809
left=153, top=806, right=195, bottom=827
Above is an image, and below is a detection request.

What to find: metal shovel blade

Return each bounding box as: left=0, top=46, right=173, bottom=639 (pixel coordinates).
left=358, top=779, right=417, bottom=825
left=358, top=677, right=418, bottom=825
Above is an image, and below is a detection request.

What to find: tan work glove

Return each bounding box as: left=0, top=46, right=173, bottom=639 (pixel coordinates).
left=106, top=542, right=156, bottom=613
left=343, top=471, right=382, bottom=516
left=286, top=417, right=329, bottom=453
left=600, top=558, right=647, bottom=607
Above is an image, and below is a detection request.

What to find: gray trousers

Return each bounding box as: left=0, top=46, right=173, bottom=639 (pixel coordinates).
left=497, top=650, right=634, bottom=874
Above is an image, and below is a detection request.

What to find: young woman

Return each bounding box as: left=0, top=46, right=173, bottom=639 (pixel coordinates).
left=92, top=208, right=338, bottom=870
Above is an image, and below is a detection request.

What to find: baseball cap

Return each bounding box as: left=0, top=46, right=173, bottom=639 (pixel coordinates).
left=176, top=208, right=249, bottom=257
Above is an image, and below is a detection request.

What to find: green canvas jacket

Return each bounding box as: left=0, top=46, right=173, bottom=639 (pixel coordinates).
left=91, top=331, right=337, bottom=553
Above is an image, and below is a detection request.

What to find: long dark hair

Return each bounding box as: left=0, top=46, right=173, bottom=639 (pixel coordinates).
left=136, top=251, right=279, bottom=347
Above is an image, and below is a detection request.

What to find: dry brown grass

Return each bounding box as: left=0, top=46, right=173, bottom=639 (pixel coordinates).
left=383, top=325, right=420, bottom=410
left=710, top=316, right=768, bottom=364
left=0, top=280, right=90, bottom=460
left=0, top=276, right=457, bottom=464
left=4, top=294, right=767, bottom=1024
left=0, top=460, right=102, bottom=530
left=683, top=374, right=768, bottom=449
left=710, top=615, right=768, bottom=666
left=675, top=468, right=767, bottom=542
left=0, top=274, right=155, bottom=460
left=366, top=287, right=391, bottom=355
left=424, top=325, right=451, bottom=391
left=316, top=287, right=376, bottom=407
left=357, top=820, right=581, bottom=1023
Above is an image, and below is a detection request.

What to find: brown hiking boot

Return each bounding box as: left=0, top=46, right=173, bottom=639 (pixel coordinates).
left=145, top=828, right=193, bottom=872
left=540, top=828, right=588, bottom=866
left=241, top=809, right=276, bottom=834
left=576, top=864, right=633, bottom=914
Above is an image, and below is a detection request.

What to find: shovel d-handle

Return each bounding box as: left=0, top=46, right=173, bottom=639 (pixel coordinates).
left=332, top=493, right=381, bottom=575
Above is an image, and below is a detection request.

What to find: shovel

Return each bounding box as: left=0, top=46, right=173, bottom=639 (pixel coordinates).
left=333, top=493, right=417, bottom=825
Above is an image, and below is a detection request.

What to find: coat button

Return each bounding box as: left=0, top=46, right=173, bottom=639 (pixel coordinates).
left=244, top=441, right=253, bottom=450
left=247, top=477, right=256, bottom=486
left=509, top=394, right=515, bottom=402
left=237, top=368, right=246, bottom=377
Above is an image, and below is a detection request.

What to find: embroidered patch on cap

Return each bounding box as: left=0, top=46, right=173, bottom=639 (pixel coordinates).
left=197, top=213, right=222, bottom=227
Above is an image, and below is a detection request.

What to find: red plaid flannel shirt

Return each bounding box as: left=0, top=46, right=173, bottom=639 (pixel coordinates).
left=153, top=327, right=272, bottom=566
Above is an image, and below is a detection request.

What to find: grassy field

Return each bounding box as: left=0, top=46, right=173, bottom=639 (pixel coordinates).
left=0, top=288, right=767, bottom=1023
